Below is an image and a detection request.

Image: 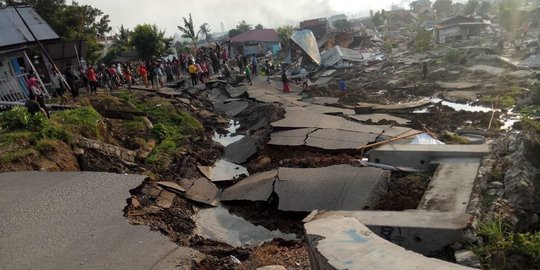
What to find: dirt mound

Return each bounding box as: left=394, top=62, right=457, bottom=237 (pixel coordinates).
left=0, top=140, right=79, bottom=173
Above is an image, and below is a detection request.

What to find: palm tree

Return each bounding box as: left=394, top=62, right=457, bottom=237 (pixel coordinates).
left=199, top=23, right=212, bottom=41
left=178, top=13, right=199, bottom=50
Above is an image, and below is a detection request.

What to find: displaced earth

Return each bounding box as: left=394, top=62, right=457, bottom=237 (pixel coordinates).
left=2, top=40, right=540, bottom=270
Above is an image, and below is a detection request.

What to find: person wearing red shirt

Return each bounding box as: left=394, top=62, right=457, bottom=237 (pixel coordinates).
left=86, top=65, right=98, bottom=94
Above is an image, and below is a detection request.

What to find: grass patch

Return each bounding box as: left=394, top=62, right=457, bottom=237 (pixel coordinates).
left=117, top=90, right=202, bottom=171
left=122, top=116, right=147, bottom=132
left=441, top=134, right=470, bottom=144
left=481, top=86, right=522, bottom=108
left=51, top=107, right=103, bottom=139
left=474, top=217, right=540, bottom=268
left=0, top=147, right=36, bottom=163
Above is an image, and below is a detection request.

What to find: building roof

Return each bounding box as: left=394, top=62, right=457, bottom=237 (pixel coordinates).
left=230, top=29, right=279, bottom=43
left=0, top=6, right=59, bottom=48
left=300, top=18, right=328, bottom=28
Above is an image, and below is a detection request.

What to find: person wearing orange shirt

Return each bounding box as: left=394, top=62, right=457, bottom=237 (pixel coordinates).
left=138, top=63, right=148, bottom=88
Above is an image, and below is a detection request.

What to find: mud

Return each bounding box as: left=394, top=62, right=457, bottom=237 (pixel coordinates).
left=368, top=172, right=432, bottom=211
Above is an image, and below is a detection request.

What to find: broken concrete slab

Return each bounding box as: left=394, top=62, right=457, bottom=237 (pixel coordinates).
left=194, top=206, right=296, bottom=248
left=224, top=136, right=257, bottom=164
left=306, top=129, right=379, bottom=150
left=275, top=165, right=389, bottom=211
left=357, top=100, right=431, bottom=110
left=156, top=190, right=176, bottom=209
left=198, top=160, right=249, bottom=182
left=221, top=170, right=278, bottom=202
left=0, top=171, right=202, bottom=269
left=442, top=91, right=478, bottom=103
left=227, top=85, right=248, bottom=98
left=268, top=128, right=317, bottom=146
left=310, top=96, right=340, bottom=105
left=466, top=65, right=504, bottom=75
left=320, top=70, right=337, bottom=77
left=349, top=114, right=410, bottom=125
left=157, top=181, right=186, bottom=193
left=185, top=178, right=220, bottom=206
left=418, top=159, right=482, bottom=213
left=214, top=100, right=249, bottom=117
left=304, top=215, right=474, bottom=269
left=368, top=144, right=489, bottom=171
left=304, top=104, right=355, bottom=115
left=272, top=107, right=388, bottom=134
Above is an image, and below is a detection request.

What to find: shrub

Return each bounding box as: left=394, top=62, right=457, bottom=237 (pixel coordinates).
left=0, top=106, right=30, bottom=130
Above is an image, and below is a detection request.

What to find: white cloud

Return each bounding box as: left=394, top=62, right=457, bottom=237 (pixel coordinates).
left=77, top=0, right=404, bottom=36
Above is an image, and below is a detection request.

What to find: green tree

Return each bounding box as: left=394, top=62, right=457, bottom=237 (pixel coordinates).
left=114, top=25, right=132, bottom=51
left=333, top=19, right=350, bottom=32
left=177, top=13, right=199, bottom=50
left=465, top=0, right=480, bottom=15
left=415, top=29, right=433, bottom=52
left=236, top=20, right=252, bottom=32
left=131, top=24, right=171, bottom=60
left=173, top=40, right=189, bottom=54
left=433, top=0, right=453, bottom=17
left=372, top=11, right=384, bottom=26
left=228, top=20, right=253, bottom=38
left=255, top=23, right=264, bottom=29
left=479, top=0, right=492, bottom=15
left=277, top=25, right=294, bottom=51
left=198, top=23, right=212, bottom=41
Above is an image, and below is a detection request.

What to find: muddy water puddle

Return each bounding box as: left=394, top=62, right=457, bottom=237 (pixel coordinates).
left=414, top=98, right=499, bottom=113
left=194, top=206, right=297, bottom=247
left=204, top=159, right=249, bottom=181
left=209, top=120, right=249, bottom=181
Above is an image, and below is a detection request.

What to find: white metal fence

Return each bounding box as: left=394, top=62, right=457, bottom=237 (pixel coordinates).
left=0, top=74, right=29, bottom=103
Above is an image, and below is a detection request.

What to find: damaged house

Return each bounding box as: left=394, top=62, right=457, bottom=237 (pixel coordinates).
left=0, top=5, right=85, bottom=103
left=433, top=16, right=490, bottom=44
left=230, top=29, right=281, bottom=56
left=299, top=18, right=329, bottom=40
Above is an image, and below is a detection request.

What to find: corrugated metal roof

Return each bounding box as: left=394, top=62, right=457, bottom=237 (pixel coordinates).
left=519, top=54, right=540, bottom=68
left=321, top=46, right=363, bottom=67
left=0, top=6, right=59, bottom=48
left=230, top=29, right=279, bottom=43
left=290, top=30, right=321, bottom=65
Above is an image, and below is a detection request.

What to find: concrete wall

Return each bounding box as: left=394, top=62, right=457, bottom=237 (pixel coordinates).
left=368, top=144, right=489, bottom=171
left=310, top=210, right=472, bottom=256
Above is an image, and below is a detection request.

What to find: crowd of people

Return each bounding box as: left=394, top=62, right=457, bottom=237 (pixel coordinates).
left=23, top=44, right=297, bottom=118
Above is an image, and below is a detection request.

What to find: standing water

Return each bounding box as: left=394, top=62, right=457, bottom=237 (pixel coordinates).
left=207, top=120, right=249, bottom=181
left=212, top=120, right=244, bottom=146
left=194, top=206, right=297, bottom=247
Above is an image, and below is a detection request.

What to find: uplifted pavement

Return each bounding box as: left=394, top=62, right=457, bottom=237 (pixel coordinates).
left=0, top=171, right=202, bottom=270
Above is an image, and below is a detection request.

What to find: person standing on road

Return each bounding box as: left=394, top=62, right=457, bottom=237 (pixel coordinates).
left=50, top=69, right=66, bottom=104
left=245, top=64, right=252, bottom=85
left=86, top=65, right=98, bottom=94
left=188, top=61, right=198, bottom=86
left=138, top=63, right=148, bottom=88
left=251, top=54, right=258, bottom=76
left=64, top=63, right=79, bottom=101
left=422, top=62, right=428, bottom=80
left=281, top=69, right=290, bottom=93
left=264, top=60, right=271, bottom=84
left=300, top=68, right=308, bottom=90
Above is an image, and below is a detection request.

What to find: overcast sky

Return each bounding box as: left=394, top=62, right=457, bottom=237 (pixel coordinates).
left=76, top=0, right=420, bottom=37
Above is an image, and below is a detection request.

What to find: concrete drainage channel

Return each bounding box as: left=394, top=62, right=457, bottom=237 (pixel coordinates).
left=183, top=79, right=492, bottom=269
